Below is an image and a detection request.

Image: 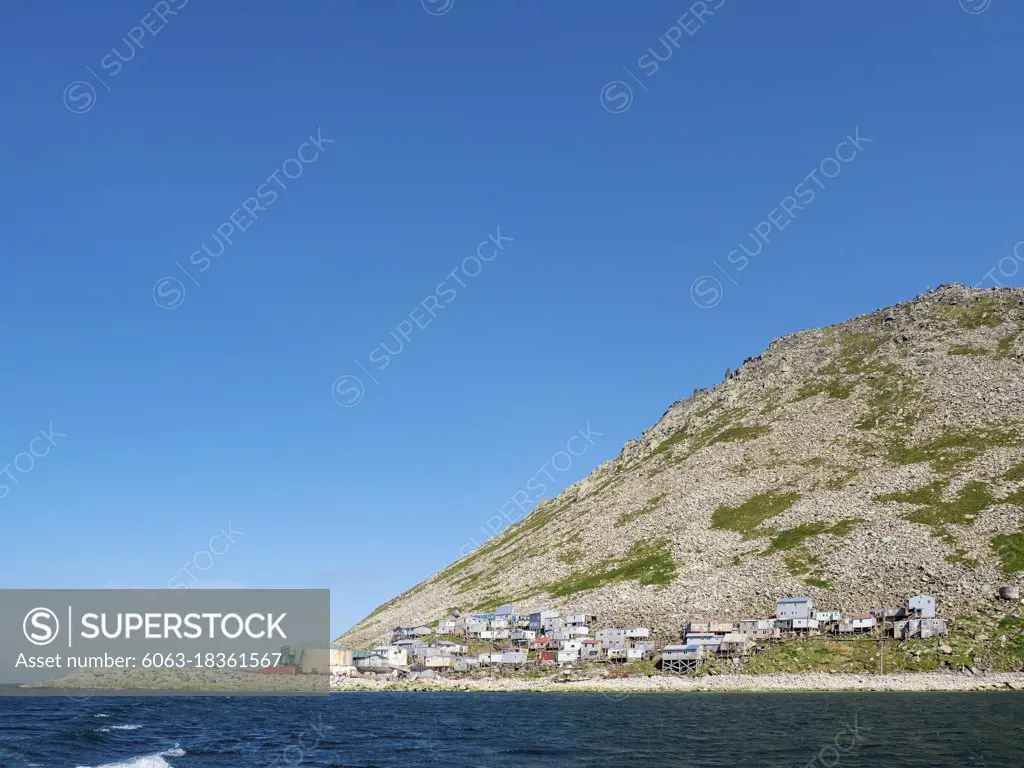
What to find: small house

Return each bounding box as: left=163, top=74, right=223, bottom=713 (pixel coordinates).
left=558, top=639, right=583, bottom=664
left=539, top=650, right=556, bottom=665
left=454, top=657, right=483, bottom=672
left=662, top=644, right=705, bottom=673
left=596, top=628, right=628, bottom=649
left=431, top=640, right=468, bottom=655
left=510, top=629, right=537, bottom=645
left=356, top=645, right=408, bottom=670
left=837, top=614, right=876, bottom=634
left=892, top=617, right=948, bottom=640
left=543, top=616, right=566, bottom=633
left=496, top=649, right=527, bottom=665
left=580, top=639, right=602, bottom=661
left=720, top=633, right=756, bottom=656
left=738, top=619, right=779, bottom=639
left=684, top=632, right=722, bottom=652
left=813, top=610, right=842, bottom=623
left=567, top=614, right=597, bottom=627
left=422, top=655, right=457, bottom=669
left=686, top=619, right=734, bottom=634
left=776, top=597, right=814, bottom=620
left=909, top=595, right=936, bottom=619
left=371, top=645, right=409, bottom=666
left=528, top=610, right=560, bottom=632
left=791, top=617, right=820, bottom=633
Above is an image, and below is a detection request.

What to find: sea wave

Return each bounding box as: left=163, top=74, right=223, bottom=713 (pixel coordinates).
left=98, top=725, right=143, bottom=733
left=77, top=745, right=185, bottom=768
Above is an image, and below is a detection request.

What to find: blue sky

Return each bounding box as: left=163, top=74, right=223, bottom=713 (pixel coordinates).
left=0, top=0, right=1020, bottom=637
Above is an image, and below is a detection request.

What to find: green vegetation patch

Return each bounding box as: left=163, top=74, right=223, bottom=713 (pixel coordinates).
left=874, top=480, right=995, bottom=528
left=794, top=379, right=856, bottom=402
left=648, top=407, right=771, bottom=471
left=540, top=538, right=677, bottom=596
left=885, top=423, right=1024, bottom=474
left=762, top=518, right=863, bottom=555
left=711, top=425, right=772, bottom=445
left=996, top=330, right=1020, bottom=358
left=615, top=494, right=667, bottom=527
left=822, top=330, right=891, bottom=376
left=782, top=550, right=833, bottom=588
left=826, top=467, right=859, bottom=491
left=711, top=491, right=801, bottom=535
left=992, top=532, right=1024, bottom=574
left=557, top=547, right=583, bottom=566
left=948, top=345, right=988, bottom=356
left=854, top=363, right=926, bottom=431
left=958, top=296, right=1005, bottom=329
left=649, top=431, right=688, bottom=458
left=1004, top=487, right=1024, bottom=507
left=1004, top=462, right=1024, bottom=483
left=945, top=548, right=980, bottom=568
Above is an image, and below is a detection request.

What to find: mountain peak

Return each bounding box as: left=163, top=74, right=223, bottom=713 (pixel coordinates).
left=341, top=286, right=1024, bottom=648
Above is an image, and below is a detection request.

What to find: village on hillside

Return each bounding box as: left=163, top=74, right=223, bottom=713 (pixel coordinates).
left=328, top=590, right=1023, bottom=680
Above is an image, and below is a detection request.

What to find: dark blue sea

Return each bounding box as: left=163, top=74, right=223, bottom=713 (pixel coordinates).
left=0, top=692, right=1021, bottom=767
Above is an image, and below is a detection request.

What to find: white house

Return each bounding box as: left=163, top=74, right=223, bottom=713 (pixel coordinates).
left=418, top=654, right=458, bottom=669
left=662, top=644, right=705, bottom=672
left=596, top=628, right=628, bottom=649
left=488, top=649, right=527, bottom=665
left=373, top=645, right=408, bottom=665
left=431, top=640, right=468, bottom=655
left=580, top=639, right=602, bottom=660
left=838, top=614, right=876, bottom=633
left=355, top=645, right=408, bottom=670
left=542, top=616, right=565, bottom=633
left=464, top=618, right=488, bottom=637
left=776, top=597, right=814, bottom=620
left=567, top=614, right=596, bottom=627
left=509, top=629, right=537, bottom=645
left=528, top=610, right=560, bottom=632
left=909, top=595, right=936, bottom=619
left=813, top=610, right=842, bottom=623
left=557, top=639, right=583, bottom=664
left=684, top=632, right=722, bottom=651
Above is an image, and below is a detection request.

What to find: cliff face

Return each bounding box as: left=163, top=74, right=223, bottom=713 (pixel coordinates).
left=341, top=285, right=1024, bottom=648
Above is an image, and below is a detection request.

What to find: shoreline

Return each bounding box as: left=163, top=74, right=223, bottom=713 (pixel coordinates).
left=329, top=671, right=1024, bottom=693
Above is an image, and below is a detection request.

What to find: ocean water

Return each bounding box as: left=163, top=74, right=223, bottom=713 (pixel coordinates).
left=0, top=692, right=1021, bottom=767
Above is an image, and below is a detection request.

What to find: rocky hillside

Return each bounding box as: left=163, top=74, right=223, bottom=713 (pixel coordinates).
left=341, top=284, right=1024, bottom=648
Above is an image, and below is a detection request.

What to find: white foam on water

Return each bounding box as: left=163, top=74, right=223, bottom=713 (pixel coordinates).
left=98, top=725, right=144, bottom=733
left=77, top=745, right=185, bottom=768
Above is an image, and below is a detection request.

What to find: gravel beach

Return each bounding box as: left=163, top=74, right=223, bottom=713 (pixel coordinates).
left=330, top=671, right=1024, bottom=693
